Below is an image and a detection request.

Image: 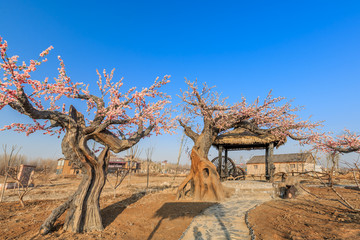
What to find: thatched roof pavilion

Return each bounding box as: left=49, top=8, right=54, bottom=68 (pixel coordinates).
left=212, top=127, right=284, bottom=181
left=212, top=127, right=285, bottom=150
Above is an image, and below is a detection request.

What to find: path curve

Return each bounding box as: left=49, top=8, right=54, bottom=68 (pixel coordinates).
left=179, top=180, right=275, bottom=240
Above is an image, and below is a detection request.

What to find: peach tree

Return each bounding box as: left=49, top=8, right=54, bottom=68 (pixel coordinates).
left=0, top=37, right=174, bottom=233
left=177, top=80, right=320, bottom=201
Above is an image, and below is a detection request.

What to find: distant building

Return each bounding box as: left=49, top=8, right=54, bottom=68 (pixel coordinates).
left=0, top=164, right=36, bottom=190
left=56, top=156, right=141, bottom=175
left=56, top=158, right=80, bottom=175
left=161, top=160, right=168, bottom=173
left=108, top=156, right=141, bottom=173
left=246, top=153, right=316, bottom=176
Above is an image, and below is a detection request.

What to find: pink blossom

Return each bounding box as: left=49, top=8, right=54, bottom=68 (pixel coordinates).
left=0, top=36, right=175, bottom=139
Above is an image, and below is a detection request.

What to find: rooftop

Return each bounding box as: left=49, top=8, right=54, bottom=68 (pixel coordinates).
left=247, top=153, right=314, bottom=164
left=213, top=127, right=284, bottom=150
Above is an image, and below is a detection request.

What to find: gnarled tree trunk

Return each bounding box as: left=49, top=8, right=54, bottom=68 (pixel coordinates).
left=40, top=145, right=110, bottom=233
left=40, top=105, right=154, bottom=234
left=63, top=152, right=109, bottom=232
left=177, top=148, right=224, bottom=201
left=40, top=112, right=112, bottom=234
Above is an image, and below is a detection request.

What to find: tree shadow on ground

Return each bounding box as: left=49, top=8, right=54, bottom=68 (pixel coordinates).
left=101, top=191, right=147, bottom=228
left=147, top=202, right=217, bottom=240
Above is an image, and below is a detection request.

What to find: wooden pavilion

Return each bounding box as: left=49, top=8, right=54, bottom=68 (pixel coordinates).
left=212, top=127, right=284, bottom=181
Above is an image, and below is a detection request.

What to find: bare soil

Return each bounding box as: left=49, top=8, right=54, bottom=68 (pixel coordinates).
left=0, top=174, right=215, bottom=240
left=248, top=186, right=360, bottom=240
left=2, top=173, right=360, bottom=239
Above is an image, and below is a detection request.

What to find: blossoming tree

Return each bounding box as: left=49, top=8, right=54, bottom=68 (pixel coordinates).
left=312, top=130, right=360, bottom=210
left=314, top=129, right=360, bottom=179
left=177, top=80, right=320, bottom=201
left=314, top=130, right=360, bottom=154
left=0, top=37, right=174, bottom=233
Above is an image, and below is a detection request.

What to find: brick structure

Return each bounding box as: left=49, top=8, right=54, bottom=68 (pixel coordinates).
left=56, top=158, right=80, bottom=175
left=0, top=164, right=35, bottom=190
left=246, top=153, right=316, bottom=176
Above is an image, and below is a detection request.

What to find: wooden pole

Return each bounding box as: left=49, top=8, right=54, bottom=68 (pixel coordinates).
left=145, top=147, right=153, bottom=189
left=224, top=149, right=228, bottom=178
left=146, top=159, right=150, bottom=188
left=269, top=142, right=275, bottom=182
left=265, top=145, right=269, bottom=181
left=218, top=146, right=223, bottom=179
left=173, top=131, right=185, bottom=181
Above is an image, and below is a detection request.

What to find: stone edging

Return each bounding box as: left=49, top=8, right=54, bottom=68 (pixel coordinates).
left=245, top=204, right=259, bottom=240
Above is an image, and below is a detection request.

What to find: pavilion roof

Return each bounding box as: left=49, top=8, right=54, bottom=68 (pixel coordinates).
left=212, top=127, right=284, bottom=150
left=247, top=153, right=314, bottom=164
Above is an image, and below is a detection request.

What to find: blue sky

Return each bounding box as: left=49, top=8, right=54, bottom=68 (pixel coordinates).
left=1, top=1, right=360, bottom=165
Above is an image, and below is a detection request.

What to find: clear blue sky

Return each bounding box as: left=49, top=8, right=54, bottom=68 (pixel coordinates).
left=1, top=1, right=360, bottom=165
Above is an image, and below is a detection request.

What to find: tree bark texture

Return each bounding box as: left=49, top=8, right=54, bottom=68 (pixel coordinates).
left=40, top=139, right=110, bottom=233
left=177, top=148, right=224, bottom=201
left=177, top=121, right=225, bottom=201
left=37, top=103, right=155, bottom=234
left=64, top=153, right=109, bottom=232
left=39, top=107, right=114, bottom=234
left=41, top=114, right=151, bottom=234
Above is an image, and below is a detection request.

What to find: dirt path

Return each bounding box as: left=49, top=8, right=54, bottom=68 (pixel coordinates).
left=180, top=181, right=275, bottom=240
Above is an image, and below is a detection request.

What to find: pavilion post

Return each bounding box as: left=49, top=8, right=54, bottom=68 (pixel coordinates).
left=265, top=145, right=270, bottom=180
left=265, top=142, right=275, bottom=182
left=218, top=146, right=223, bottom=179
left=224, top=148, right=228, bottom=178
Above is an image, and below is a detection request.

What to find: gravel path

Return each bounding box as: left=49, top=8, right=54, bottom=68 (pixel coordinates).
left=179, top=181, right=275, bottom=240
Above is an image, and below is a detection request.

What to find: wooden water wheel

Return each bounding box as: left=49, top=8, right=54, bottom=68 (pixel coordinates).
left=211, top=156, right=245, bottom=180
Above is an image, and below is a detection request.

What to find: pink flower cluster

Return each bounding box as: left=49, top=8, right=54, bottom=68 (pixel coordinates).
left=40, top=46, right=54, bottom=57
left=178, top=79, right=322, bottom=143
left=93, top=69, right=175, bottom=136
left=0, top=36, right=175, bottom=139
left=312, top=129, right=360, bottom=154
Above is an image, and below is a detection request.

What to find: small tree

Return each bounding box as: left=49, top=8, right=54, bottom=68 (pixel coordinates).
left=0, top=145, right=21, bottom=202
left=106, top=145, right=141, bottom=197
left=0, top=37, right=174, bottom=233
left=145, top=147, right=154, bottom=189
left=0, top=145, right=34, bottom=207
left=313, top=130, right=360, bottom=210
left=177, top=80, right=320, bottom=201
left=126, top=145, right=142, bottom=184
left=8, top=165, right=35, bottom=207
left=173, top=130, right=187, bottom=181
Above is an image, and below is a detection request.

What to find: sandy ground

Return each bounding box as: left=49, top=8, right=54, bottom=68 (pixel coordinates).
left=0, top=173, right=216, bottom=240
left=248, top=186, right=360, bottom=240
left=2, top=173, right=360, bottom=239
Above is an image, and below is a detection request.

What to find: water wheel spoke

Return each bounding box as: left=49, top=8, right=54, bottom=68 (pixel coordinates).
left=211, top=156, right=245, bottom=180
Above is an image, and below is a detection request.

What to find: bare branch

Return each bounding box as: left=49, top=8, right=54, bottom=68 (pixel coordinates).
left=178, top=120, right=199, bottom=142
left=8, top=96, right=73, bottom=128
left=75, top=94, right=106, bottom=126
left=93, top=124, right=154, bottom=153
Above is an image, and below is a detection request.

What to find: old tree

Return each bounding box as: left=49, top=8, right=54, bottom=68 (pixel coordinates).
left=177, top=80, right=320, bottom=201
left=0, top=37, right=174, bottom=233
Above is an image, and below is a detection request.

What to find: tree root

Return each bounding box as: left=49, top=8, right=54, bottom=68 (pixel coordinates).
left=39, top=193, right=75, bottom=235
left=177, top=149, right=225, bottom=201
left=176, top=173, right=193, bottom=199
